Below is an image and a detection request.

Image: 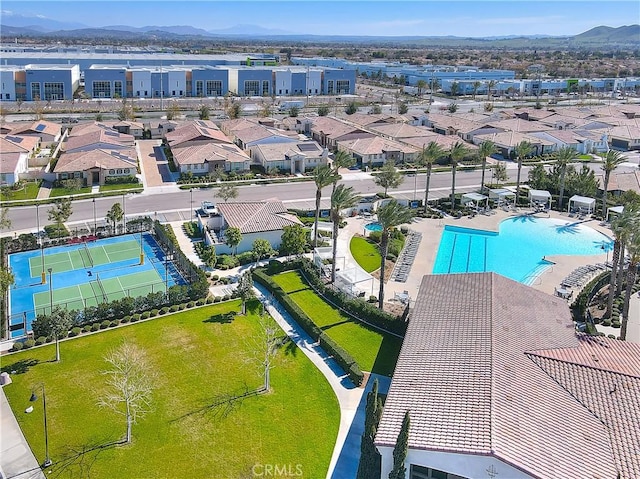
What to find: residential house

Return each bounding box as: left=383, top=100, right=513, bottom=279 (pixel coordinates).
left=172, top=142, right=250, bottom=175
left=111, top=120, right=145, bottom=139
left=599, top=170, right=640, bottom=196
left=609, top=124, right=640, bottom=150
left=250, top=141, right=328, bottom=174
left=473, top=131, right=554, bottom=158
left=337, top=136, right=418, bottom=167
left=8, top=120, right=62, bottom=144
left=201, top=200, right=303, bottom=255
left=53, top=148, right=137, bottom=185
left=376, top=272, right=640, bottom=479
left=64, top=129, right=135, bottom=153
left=529, top=129, right=609, bottom=154
left=0, top=134, right=40, bottom=184
left=309, top=116, right=374, bottom=150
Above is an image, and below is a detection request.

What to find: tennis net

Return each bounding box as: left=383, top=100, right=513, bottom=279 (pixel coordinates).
left=95, top=274, right=107, bottom=302
left=82, top=242, right=94, bottom=267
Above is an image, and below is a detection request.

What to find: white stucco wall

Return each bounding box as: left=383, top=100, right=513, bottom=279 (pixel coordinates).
left=378, top=446, right=535, bottom=479
left=214, top=229, right=284, bottom=255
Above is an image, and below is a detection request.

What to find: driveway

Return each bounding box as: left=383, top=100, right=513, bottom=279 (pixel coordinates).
left=137, top=140, right=168, bottom=187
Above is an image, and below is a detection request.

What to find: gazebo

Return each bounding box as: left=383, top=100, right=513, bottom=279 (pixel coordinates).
left=335, top=267, right=374, bottom=298
left=489, top=188, right=516, bottom=207
left=461, top=192, right=489, bottom=210
left=528, top=189, right=552, bottom=209
left=606, top=205, right=624, bottom=222
left=568, top=195, right=596, bottom=214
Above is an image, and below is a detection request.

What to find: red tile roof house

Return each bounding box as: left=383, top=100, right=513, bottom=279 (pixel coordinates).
left=0, top=135, right=38, bottom=186
left=375, top=272, right=639, bottom=479
left=53, top=148, right=138, bottom=186
left=8, top=120, right=62, bottom=144
left=201, top=200, right=303, bottom=255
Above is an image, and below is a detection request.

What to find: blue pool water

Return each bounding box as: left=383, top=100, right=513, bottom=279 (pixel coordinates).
left=432, top=216, right=613, bottom=284
left=365, top=222, right=383, bottom=232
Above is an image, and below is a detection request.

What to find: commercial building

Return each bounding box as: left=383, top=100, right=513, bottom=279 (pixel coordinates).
left=0, top=64, right=80, bottom=101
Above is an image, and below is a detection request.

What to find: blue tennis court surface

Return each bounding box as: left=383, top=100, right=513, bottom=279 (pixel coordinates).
left=8, top=233, right=186, bottom=339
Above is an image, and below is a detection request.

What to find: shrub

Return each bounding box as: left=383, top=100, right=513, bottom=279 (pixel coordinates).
left=121, top=316, right=130, bottom=323
left=68, top=328, right=81, bottom=338
left=141, top=311, right=150, bottom=319
left=131, top=313, right=141, bottom=322
left=11, top=342, right=24, bottom=351
left=206, top=297, right=215, bottom=304
left=178, top=303, right=186, bottom=310
left=82, top=325, right=92, bottom=333
left=160, top=306, right=169, bottom=314
left=222, top=294, right=231, bottom=301
left=601, top=319, right=612, bottom=327
left=109, top=320, right=118, bottom=328
left=91, top=323, right=101, bottom=332
left=100, top=320, right=110, bottom=329
left=368, top=231, right=382, bottom=243
left=612, top=321, right=621, bottom=328
left=150, top=309, right=159, bottom=316
left=169, top=305, right=179, bottom=312
left=368, top=295, right=377, bottom=303
left=36, top=336, right=48, bottom=345
left=23, top=339, right=36, bottom=349
left=196, top=299, right=205, bottom=306
left=187, top=301, right=195, bottom=308
left=214, top=296, right=222, bottom=303
left=237, top=251, right=256, bottom=265
left=608, top=334, right=616, bottom=339
left=212, top=274, right=219, bottom=281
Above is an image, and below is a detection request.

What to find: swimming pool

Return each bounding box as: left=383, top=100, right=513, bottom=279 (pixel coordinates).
left=432, top=216, right=613, bottom=284
left=365, top=222, right=383, bottom=232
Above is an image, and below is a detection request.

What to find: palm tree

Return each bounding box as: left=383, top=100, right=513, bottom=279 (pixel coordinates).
left=472, top=80, right=482, bottom=100
left=331, top=150, right=355, bottom=194
left=449, top=141, right=469, bottom=213
left=312, top=165, right=337, bottom=248
left=418, top=141, right=445, bottom=208
left=416, top=79, right=427, bottom=97
left=620, top=211, right=640, bottom=340
left=330, top=185, right=359, bottom=283
left=554, top=147, right=578, bottom=211
left=514, top=140, right=533, bottom=206
left=376, top=201, right=415, bottom=309
left=450, top=82, right=460, bottom=97
left=477, top=140, right=497, bottom=193
left=606, top=206, right=638, bottom=317
left=486, top=80, right=496, bottom=101
left=600, top=150, right=625, bottom=218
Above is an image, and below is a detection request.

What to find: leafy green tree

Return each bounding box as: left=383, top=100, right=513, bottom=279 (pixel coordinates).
left=227, top=102, right=242, bottom=119
left=528, top=163, right=548, bottom=190
left=621, top=210, right=640, bottom=340
left=345, top=101, right=358, bottom=115
left=0, top=206, right=11, bottom=230
left=280, top=224, right=308, bottom=256
left=236, top=270, right=255, bottom=315
left=415, top=79, right=427, bottom=96
left=486, top=80, right=496, bottom=101
left=493, top=163, right=508, bottom=186
left=374, top=161, right=403, bottom=196
left=397, top=102, right=408, bottom=114
left=376, top=201, right=415, bottom=309
left=472, top=80, right=482, bottom=99
left=477, top=140, right=497, bottom=193
left=166, top=100, right=180, bottom=121
left=600, top=150, right=626, bottom=216
left=554, top=146, right=578, bottom=211
left=447, top=102, right=458, bottom=113
left=330, top=185, right=359, bottom=283
left=388, top=411, right=410, bottom=479
left=252, top=238, right=274, bottom=260
left=317, top=105, right=330, bottom=116
left=117, top=98, right=134, bottom=121
left=259, top=101, right=273, bottom=118
left=0, top=269, right=15, bottom=295
left=448, top=141, right=469, bottom=212
left=312, top=165, right=337, bottom=248
left=356, top=379, right=383, bottom=479
left=32, top=306, right=74, bottom=362
left=224, top=227, right=242, bottom=256
left=47, top=198, right=72, bottom=237
left=370, top=104, right=382, bottom=115
left=450, top=82, right=460, bottom=97
left=216, top=184, right=238, bottom=203
left=198, top=104, right=210, bottom=120
left=514, top=140, right=533, bottom=205
left=200, top=244, right=217, bottom=268
left=106, top=202, right=124, bottom=234
left=418, top=141, right=445, bottom=208
left=288, top=106, right=300, bottom=117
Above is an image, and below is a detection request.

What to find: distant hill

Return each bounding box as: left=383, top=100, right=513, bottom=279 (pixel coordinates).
left=572, top=24, right=640, bottom=44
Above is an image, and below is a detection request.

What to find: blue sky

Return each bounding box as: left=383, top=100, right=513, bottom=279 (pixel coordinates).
left=2, top=1, right=638, bottom=37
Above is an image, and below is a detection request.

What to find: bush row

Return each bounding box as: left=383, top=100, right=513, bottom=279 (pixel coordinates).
left=571, top=271, right=610, bottom=322
left=253, top=269, right=363, bottom=386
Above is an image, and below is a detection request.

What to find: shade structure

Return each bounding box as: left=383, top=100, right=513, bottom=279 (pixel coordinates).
left=568, top=195, right=596, bottom=214
left=489, top=188, right=516, bottom=206
left=461, top=192, right=488, bottom=209
left=528, top=189, right=552, bottom=208
left=606, top=205, right=624, bottom=222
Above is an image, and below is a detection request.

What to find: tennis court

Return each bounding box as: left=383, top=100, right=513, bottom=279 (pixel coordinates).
left=8, top=233, right=186, bottom=339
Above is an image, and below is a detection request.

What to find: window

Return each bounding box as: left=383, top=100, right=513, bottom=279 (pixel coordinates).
left=61, top=173, right=69, bottom=179
left=206, top=80, right=222, bottom=96
left=123, top=168, right=129, bottom=174
left=262, top=80, right=270, bottom=96
left=93, top=81, right=111, bottom=98
left=244, top=80, right=260, bottom=96
left=336, top=80, right=350, bottom=94
left=117, top=169, right=122, bottom=174
left=196, top=80, right=204, bottom=97
left=327, top=80, right=334, bottom=95
left=109, top=169, right=115, bottom=174
left=30, top=82, right=41, bottom=100
left=73, top=172, right=81, bottom=178
left=114, top=81, right=123, bottom=98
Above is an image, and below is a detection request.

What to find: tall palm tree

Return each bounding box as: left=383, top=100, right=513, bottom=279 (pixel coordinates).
left=606, top=206, right=637, bottom=317
left=330, top=185, right=359, bottom=283
left=477, top=140, right=497, bottom=193
left=486, top=80, right=496, bottom=101
left=514, top=140, right=533, bottom=206
left=418, top=141, right=445, bottom=208
left=554, top=146, right=578, bottom=212
left=600, top=150, right=625, bottom=218
left=620, top=211, right=640, bottom=340
left=416, top=79, right=427, bottom=97
left=376, top=201, right=415, bottom=309
left=472, top=80, right=482, bottom=100
left=331, top=150, right=355, bottom=194
left=312, top=165, right=337, bottom=248
left=449, top=141, right=469, bottom=213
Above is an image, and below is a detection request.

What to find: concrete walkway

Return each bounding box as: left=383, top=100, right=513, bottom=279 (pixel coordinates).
left=35, top=181, right=52, bottom=200
left=0, top=387, right=46, bottom=479
left=167, top=221, right=201, bottom=266
left=253, top=283, right=366, bottom=479
left=136, top=140, right=164, bottom=188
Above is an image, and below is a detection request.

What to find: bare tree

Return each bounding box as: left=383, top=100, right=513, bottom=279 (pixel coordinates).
left=98, top=342, right=155, bottom=444
left=248, top=315, right=283, bottom=392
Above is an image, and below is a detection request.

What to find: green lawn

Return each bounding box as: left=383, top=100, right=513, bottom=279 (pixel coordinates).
left=0, top=181, right=41, bottom=201
left=273, top=271, right=402, bottom=376
left=350, top=236, right=382, bottom=273
left=2, top=300, right=339, bottom=478
left=50, top=186, right=92, bottom=197
left=99, top=183, right=142, bottom=192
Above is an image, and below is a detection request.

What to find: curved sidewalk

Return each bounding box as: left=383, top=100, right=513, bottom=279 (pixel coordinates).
left=253, top=283, right=367, bottom=479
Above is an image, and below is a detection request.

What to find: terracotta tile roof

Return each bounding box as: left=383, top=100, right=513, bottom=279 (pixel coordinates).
left=310, top=116, right=368, bottom=140
left=217, top=200, right=302, bottom=234
left=0, top=152, right=23, bottom=174
left=0, top=135, right=35, bottom=153
left=165, top=120, right=230, bottom=147
left=54, top=148, right=137, bottom=173
left=370, top=123, right=432, bottom=139
left=64, top=129, right=134, bottom=151
left=172, top=142, right=249, bottom=166
left=401, top=134, right=477, bottom=152
left=68, top=121, right=118, bottom=137
left=375, top=272, right=629, bottom=479
left=488, top=117, right=551, bottom=133
left=338, top=136, right=418, bottom=156
left=9, top=120, right=61, bottom=138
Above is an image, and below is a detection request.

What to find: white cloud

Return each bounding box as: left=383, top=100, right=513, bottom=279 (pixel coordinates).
left=1, top=10, right=14, bottom=15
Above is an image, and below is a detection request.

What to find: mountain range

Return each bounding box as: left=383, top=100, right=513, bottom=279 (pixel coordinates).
left=0, top=12, right=638, bottom=48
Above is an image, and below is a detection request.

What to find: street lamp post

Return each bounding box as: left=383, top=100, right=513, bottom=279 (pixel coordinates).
left=47, top=268, right=53, bottom=315
left=164, top=252, right=173, bottom=296
left=190, top=188, right=194, bottom=224
left=37, top=204, right=46, bottom=284
left=92, top=198, right=97, bottom=234
left=122, top=194, right=126, bottom=234
left=413, top=170, right=417, bottom=202
left=28, top=384, right=52, bottom=468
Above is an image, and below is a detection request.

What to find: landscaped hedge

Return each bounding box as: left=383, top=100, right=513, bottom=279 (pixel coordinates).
left=571, top=271, right=610, bottom=322
left=253, top=269, right=363, bottom=386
